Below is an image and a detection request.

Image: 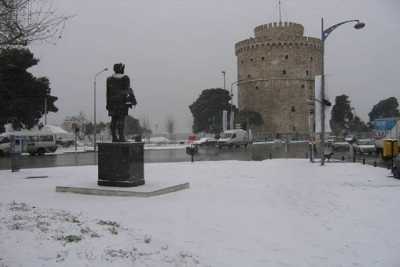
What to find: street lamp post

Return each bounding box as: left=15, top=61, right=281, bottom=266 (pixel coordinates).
left=93, top=68, right=108, bottom=152
left=320, top=18, right=365, bottom=166
left=44, top=96, right=47, bottom=125
left=222, top=71, right=232, bottom=129
left=222, top=71, right=226, bottom=90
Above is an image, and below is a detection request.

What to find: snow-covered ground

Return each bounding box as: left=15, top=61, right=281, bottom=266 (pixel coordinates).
left=1, top=160, right=400, bottom=266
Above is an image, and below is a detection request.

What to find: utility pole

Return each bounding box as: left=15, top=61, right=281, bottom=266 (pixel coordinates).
left=320, top=18, right=326, bottom=166
left=222, top=71, right=226, bottom=90
left=44, top=96, right=48, bottom=125
left=319, top=18, right=365, bottom=165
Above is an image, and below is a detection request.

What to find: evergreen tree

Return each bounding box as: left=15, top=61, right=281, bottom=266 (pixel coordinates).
left=189, top=88, right=234, bottom=133
left=330, top=95, right=353, bottom=135
left=349, top=116, right=369, bottom=134
left=368, top=97, right=400, bottom=122
left=0, top=48, right=58, bottom=130
left=330, top=94, right=368, bottom=135
left=237, top=110, right=263, bottom=130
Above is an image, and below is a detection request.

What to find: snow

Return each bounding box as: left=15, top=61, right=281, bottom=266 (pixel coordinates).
left=3, top=124, right=70, bottom=135
left=1, top=160, right=400, bottom=266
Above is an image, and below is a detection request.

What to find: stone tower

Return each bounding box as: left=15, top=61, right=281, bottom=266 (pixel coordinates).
left=235, top=21, right=322, bottom=137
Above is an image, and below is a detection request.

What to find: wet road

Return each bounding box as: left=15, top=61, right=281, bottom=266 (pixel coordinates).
left=0, top=147, right=249, bottom=170
left=0, top=142, right=391, bottom=171
left=0, top=142, right=310, bottom=170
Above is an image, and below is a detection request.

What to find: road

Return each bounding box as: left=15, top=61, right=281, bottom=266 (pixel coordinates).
left=0, top=147, right=253, bottom=170
left=0, top=143, right=393, bottom=171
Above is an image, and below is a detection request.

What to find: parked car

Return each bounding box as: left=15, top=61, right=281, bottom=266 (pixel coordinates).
left=56, top=137, right=75, bottom=147
left=193, top=137, right=217, bottom=147
left=354, top=139, right=375, bottom=155
left=393, top=155, right=400, bottom=179
left=327, top=135, right=336, bottom=143
left=332, top=141, right=350, bottom=152
left=345, top=135, right=356, bottom=143
left=187, top=134, right=197, bottom=144
left=217, top=129, right=251, bottom=148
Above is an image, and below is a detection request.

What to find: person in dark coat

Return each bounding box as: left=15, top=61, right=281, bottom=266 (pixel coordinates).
left=106, top=63, right=137, bottom=142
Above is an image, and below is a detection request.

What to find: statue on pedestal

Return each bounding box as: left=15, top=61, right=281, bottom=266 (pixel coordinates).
left=106, top=63, right=137, bottom=142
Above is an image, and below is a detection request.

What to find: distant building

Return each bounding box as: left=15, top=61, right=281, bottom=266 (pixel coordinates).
left=235, top=21, right=322, bottom=137
left=61, top=112, right=89, bottom=137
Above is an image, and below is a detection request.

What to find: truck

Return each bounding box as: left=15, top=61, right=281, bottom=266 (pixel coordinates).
left=216, top=129, right=252, bottom=149
left=372, top=118, right=399, bottom=159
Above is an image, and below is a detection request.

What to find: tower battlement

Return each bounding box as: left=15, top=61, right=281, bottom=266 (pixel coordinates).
left=254, top=22, right=304, bottom=39
left=235, top=36, right=321, bottom=56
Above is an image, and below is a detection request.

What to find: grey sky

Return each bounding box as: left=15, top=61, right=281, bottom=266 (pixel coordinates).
left=29, top=0, right=400, bottom=133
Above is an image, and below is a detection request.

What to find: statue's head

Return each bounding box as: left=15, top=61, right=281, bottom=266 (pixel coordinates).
left=113, top=63, right=125, bottom=74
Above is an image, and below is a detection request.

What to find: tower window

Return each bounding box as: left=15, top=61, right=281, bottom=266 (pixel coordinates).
left=255, top=86, right=259, bottom=90
left=261, top=57, right=265, bottom=61
left=310, top=57, right=313, bottom=62
left=247, top=74, right=251, bottom=78
left=306, top=70, right=309, bottom=75
left=241, top=60, right=244, bottom=64
left=291, top=106, right=296, bottom=112
left=301, top=84, right=305, bottom=88
left=285, top=55, right=289, bottom=60
left=250, top=58, right=254, bottom=62
left=282, top=70, right=287, bottom=75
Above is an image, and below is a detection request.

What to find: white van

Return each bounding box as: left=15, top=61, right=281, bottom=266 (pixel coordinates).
left=217, top=129, right=251, bottom=148
left=0, top=132, right=57, bottom=156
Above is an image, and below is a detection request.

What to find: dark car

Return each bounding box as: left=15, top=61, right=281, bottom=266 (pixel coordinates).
left=393, top=155, right=400, bottom=179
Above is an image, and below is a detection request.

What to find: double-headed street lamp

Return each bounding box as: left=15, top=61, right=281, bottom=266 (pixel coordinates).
left=93, top=68, right=108, bottom=151
left=320, top=18, right=365, bottom=166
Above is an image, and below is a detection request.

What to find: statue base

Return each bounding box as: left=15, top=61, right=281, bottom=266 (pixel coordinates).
left=98, top=142, right=145, bottom=187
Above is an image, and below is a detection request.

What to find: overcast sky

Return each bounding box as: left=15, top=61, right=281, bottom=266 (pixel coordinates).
left=29, top=0, right=400, bottom=133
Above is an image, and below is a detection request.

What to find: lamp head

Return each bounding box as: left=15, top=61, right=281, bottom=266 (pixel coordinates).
left=354, top=21, right=365, bottom=30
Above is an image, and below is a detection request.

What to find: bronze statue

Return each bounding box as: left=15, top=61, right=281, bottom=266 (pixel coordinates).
left=106, top=63, right=137, bottom=142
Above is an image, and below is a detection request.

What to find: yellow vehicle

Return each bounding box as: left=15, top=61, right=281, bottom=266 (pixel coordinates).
left=374, top=118, right=399, bottom=159
left=382, top=139, right=399, bottom=159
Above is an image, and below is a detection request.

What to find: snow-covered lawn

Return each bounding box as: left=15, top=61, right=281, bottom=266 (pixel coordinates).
left=1, top=160, right=399, bottom=267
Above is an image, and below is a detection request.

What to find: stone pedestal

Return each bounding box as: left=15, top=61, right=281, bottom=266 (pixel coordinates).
left=98, top=142, right=144, bottom=187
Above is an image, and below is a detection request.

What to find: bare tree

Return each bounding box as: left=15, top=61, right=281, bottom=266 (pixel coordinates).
left=0, top=0, right=72, bottom=46
left=166, top=116, right=175, bottom=140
